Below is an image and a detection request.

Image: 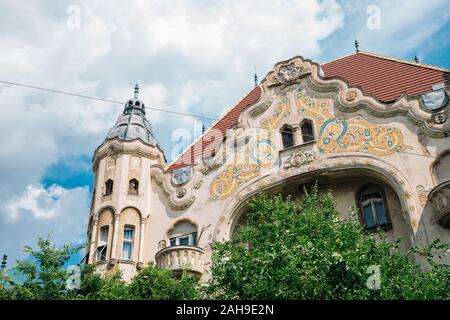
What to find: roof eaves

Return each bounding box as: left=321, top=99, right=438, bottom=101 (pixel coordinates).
left=165, top=85, right=261, bottom=172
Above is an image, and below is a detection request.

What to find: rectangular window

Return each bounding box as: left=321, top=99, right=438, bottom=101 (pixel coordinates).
left=97, top=226, right=109, bottom=262
left=122, top=227, right=134, bottom=261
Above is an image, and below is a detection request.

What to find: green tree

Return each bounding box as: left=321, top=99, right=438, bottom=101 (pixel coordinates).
left=206, top=187, right=450, bottom=299
left=127, top=263, right=200, bottom=300
left=2, top=234, right=83, bottom=300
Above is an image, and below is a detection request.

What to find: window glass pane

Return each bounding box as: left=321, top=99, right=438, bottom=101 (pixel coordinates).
left=374, top=201, right=387, bottom=225
left=122, top=242, right=132, bottom=260
left=301, top=122, right=314, bottom=142
left=179, top=236, right=189, bottom=246
left=192, top=232, right=197, bottom=246
left=97, top=245, right=107, bottom=261
left=170, top=238, right=176, bottom=246
left=124, top=228, right=134, bottom=240
left=363, top=204, right=376, bottom=228
left=282, top=128, right=293, bottom=149
left=100, top=227, right=108, bottom=244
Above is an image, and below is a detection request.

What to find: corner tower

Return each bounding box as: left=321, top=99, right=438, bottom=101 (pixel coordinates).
left=87, top=85, right=165, bottom=280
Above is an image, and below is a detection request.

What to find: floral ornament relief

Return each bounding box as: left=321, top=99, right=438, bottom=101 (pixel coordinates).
left=209, top=95, right=290, bottom=201
left=294, top=89, right=411, bottom=156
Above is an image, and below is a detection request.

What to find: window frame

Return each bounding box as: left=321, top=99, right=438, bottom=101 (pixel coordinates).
left=104, top=179, right=113, bottom=196
left=356, top=184, right=392, bottom=231
left=280, top=125, right=294, bottom=149
left=121, top=225, right=135, bottom=261
left=169, top=231, right=198, bottom=247
left=96, top=226, right=109, bottom=262
left=300, top=119, right=314, bottom=143
left=128, top=178, right=139, bottom=195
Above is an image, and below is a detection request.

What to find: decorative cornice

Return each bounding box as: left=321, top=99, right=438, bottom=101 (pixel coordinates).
left=93, top=137, right=165, bottom=171
left=151, top=164, right=205, bottom=211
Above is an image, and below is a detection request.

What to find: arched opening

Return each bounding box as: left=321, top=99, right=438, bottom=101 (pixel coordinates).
left=300, top=120, right=314, bottom=143
left=168, top=221, right=198, bottom=247
left=128, top=178, right=139, bottom=195
left=224, top=166, right=412, bottom=252
left=281, top=125, right=294, bottom=149
left=104, top=179, right=113, bottom=196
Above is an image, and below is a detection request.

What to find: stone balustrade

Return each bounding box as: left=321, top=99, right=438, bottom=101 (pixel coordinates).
left=155, top=245, right=205, bottom=275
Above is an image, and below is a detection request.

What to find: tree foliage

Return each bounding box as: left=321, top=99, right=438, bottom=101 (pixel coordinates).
left=1, top=188, right=449, bottom=300
left=206, top=187, right=450, bottom=299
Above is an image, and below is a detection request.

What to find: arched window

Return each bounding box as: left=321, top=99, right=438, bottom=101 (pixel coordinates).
left=281, top=126, right=294, bottom=149
left=105, top=179, right=113, bottom=196
left=301, top=120, right=314, bottom=143
left=433, top=151, right=450, bottom=184
left=122, top=226, right=135, bottom=261
left=129, top=178, right=139, bottom=195
left=97, top=226, right=109, bottom=262
left=359, top=186, right=390, bottom=230
left=168, top=221, right=197, bottom=247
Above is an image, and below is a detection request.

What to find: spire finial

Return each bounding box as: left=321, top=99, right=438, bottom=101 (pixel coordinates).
left=134, top=83, right=139, bottom=98
left=354, top=39, right=360, bottom=53
left=254, top=66, right=258, bottom=87
left=414, top=55, right=420, bottom=63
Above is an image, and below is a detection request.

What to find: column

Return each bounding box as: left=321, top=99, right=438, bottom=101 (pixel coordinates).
left=110, top=213, right=120, bottom=264
left=292, top=125, right=302, bottom=146
left=137, top=217, right=147, bottom=269
left=88, top=218, right=98, bottom=264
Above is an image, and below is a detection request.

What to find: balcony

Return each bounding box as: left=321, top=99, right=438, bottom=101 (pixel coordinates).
left=428, top=180, right=450, bottom=228
left=155, top=245, right=205, bottom=275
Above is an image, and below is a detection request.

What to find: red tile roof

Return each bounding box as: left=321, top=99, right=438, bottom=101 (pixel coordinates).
left=167, top=51, right=450, bottom=171
left=322, top=51, right=450, bottom=102
left=168, top=86, right=262, bottom=170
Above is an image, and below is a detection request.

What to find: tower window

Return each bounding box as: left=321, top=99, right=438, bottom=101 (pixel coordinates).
left=122, top=226, right=135, bottom=261
left=281, top=126, right=294, bottom=149
left=105, top=179, right=113, bottom=196
left=301, top=120, right=314, bottom=143
left=359, top=187, right=390, bottom=230
left=129, top=178, right=139, bottom=195
left=97, top=226, right=109, bottom=262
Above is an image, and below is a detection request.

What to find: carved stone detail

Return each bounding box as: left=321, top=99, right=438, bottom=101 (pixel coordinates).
left=268, top=62, right=311, bottom=89
left=176, top=188, right=186, bottom=198
left=284, top=151, right=317, bottom=169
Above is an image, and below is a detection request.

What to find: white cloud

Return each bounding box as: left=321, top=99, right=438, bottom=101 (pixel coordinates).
left=0, top=184, right=90, bottom=263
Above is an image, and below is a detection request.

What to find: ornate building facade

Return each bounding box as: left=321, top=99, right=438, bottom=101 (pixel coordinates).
left=86, top=52, right=450, bottom=281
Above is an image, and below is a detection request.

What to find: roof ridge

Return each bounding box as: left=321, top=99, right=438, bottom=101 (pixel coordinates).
left=165, top=86, right=261, bottom=171
left=322, top=51, right=450, bottom=73
left=359, top=51, right=450, bottom=73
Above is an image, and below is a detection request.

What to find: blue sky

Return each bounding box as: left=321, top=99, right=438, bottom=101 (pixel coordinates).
left=0, top=0, right=449, bottom=267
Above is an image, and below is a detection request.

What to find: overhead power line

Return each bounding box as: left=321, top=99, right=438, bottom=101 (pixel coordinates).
left=0, top=79, right=434, bottom=159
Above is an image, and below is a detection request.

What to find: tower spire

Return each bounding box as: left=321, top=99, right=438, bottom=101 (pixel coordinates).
left=134, top=83, right=139, bottom=98
left=254, top=66, right=258, bottom=87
